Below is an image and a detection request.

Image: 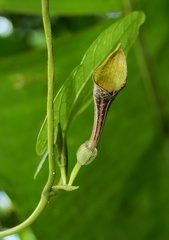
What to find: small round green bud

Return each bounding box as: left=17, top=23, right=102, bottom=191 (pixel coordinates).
left=76, top=141, right=97, bottom=165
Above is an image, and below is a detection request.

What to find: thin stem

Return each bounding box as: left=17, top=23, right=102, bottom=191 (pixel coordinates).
left=68, top=162, right=82, bottom=186
left=58, top=134, right=68, bottom=185
left=0, top=197, right=48, bottom=238
left=60, top=165, right=67, bottom=185
left=42, top=0, right=56, bottom=193
left=0, top=0, right=55, bottom=237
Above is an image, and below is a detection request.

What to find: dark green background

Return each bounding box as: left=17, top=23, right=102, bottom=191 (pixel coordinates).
left=0, top=0, right=169, bottom=239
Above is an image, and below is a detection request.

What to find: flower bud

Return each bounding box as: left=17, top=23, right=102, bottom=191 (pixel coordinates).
left=76, top=141, right=97, bottom=165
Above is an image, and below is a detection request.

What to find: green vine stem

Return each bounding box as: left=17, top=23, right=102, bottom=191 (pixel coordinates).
left=0, top=0, right=55, bottom=237
left=42, top=0, right=56, bottom=192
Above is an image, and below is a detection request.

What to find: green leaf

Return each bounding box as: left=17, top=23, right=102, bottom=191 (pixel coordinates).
left=36, top=11, right=145, bottom=156
left=0, top=0, right=123, bottom=15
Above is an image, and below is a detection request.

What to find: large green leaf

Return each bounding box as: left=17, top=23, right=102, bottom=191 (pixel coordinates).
left=0, top=0, right=123, bottom=15
left=36, top=11, right=145, bottom=156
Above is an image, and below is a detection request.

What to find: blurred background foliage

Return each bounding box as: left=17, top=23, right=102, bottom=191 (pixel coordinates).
left=0, top=0, right=169, bottom=239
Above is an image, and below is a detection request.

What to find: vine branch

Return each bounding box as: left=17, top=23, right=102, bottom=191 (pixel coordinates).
left=41, top=0, right=56, bottom=193
left=0, top=0, right=55, bottom=237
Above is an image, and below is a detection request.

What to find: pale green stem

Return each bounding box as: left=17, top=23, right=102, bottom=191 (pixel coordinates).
left=0, top=0, right=55, bottom=237
left=60, top=165, right=67, bottom=185
left=68, top=162, right=82, bottom=186
left=42, top=0, right=56, bottom=193
left=58, top=135, right=67, bottom=185
left=0, top=197, right=48, bottom=238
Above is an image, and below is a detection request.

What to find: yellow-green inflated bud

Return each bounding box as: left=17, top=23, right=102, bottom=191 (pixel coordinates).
left=76, top=142, right=97, bottom=165
left=93, top=44, right=127, bottom=94
left=87, top=44, right=127, bottom=149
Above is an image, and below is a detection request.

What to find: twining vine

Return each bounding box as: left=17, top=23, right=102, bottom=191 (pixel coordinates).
left=0, top=0, right=56, bottom=237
